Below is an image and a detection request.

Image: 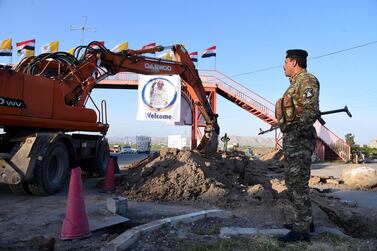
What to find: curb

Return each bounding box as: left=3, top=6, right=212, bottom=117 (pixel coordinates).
left=101, top=209, right=224, bottom=251
left=219, top=226, right=350, bottom=238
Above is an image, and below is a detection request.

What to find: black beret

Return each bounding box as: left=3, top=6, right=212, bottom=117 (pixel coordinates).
left=286, top=49, right=308, bottom=59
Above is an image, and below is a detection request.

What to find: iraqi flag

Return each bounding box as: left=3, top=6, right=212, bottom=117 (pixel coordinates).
left=189, top=51, right=198, bottom=62
left=142, top=42, right=156, bottom=50
left=201, top=45, right=216, bottom=58
left=16, top=39, right=35, bottom=57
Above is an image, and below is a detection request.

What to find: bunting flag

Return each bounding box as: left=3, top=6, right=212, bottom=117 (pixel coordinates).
left=157, top=51, right=174, bottom=61
left=67, top=48, right=75, bottom=55
left=111, top=41, right=128, bottom=53
left=16, top=39, right=35, bottom=58
left=0, top=38, right=12, bottom=56
left=201, top=45, right=216, bottom=58
left=41, top=40, right=59, bottom=53
left=189, top=51, right=198, bottom=62
left=142, top=42, right=156, bottom=52
left=90, top=41, right=105, bottom=49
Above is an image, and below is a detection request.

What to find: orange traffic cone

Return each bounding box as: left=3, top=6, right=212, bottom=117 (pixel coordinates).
left=60, top=167, right=91, bottom=240
left=103, top=158, right=115, bottom=192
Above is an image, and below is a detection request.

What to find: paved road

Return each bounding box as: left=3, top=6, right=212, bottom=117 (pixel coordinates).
left=311, top=162, right=377, bottom=178
left=113, top=152, right=155, bottom=168
left=311, top=163, right=377, bottom=209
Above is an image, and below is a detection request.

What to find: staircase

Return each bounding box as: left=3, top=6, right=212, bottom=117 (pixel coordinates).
left=199, top=70, right=276, bottom=125
left=199, top=70, right=350, bottom=162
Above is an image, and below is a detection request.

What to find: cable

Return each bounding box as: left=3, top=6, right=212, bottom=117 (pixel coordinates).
left=229, top=40, right=377, bottom=78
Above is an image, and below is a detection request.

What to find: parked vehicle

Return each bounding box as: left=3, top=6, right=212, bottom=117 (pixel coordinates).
left=120, top=145, right=134, bottom=154
left=136, top=136, right=151, bottom=154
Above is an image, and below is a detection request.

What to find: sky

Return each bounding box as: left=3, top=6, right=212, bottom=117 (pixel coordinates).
left=0, top=0, right=377, bottom=144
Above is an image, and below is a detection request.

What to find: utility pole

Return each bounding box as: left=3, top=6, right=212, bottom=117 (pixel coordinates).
left=70, top=16, right=96, bottom=45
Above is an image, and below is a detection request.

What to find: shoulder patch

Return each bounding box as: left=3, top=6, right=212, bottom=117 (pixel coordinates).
left=304, top=88, right=314, bottom=100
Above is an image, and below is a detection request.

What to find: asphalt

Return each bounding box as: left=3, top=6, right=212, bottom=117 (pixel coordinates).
left=311, top=162, right=377, bottom=209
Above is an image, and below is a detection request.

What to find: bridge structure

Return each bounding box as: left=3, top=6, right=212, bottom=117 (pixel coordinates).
left=97, top=70, right=350, bottom=162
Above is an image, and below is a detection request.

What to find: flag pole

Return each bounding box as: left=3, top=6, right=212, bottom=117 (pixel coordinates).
left=214, top=56, right=216, bottom=70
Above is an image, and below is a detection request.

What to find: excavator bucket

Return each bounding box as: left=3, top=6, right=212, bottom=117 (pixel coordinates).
left=196, top=120, right=219, bottom=155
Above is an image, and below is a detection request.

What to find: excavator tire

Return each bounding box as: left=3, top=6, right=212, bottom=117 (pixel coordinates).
left=91, top=139, right=109, bottom=177
left=28, top=141, right=69, bottom=196
left=8, top=183, right=32, bottom=195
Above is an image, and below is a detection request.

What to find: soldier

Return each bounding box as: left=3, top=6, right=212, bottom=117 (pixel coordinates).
left=276, top=49, right=320, bottom=242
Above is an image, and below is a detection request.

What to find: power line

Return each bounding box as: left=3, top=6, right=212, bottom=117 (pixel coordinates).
left=229, top=40, right=377, bottom=78
left=309, top=40, right=377, bottom=60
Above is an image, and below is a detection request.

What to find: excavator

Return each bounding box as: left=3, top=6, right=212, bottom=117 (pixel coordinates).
left=0, top=41, right=219, bottom=195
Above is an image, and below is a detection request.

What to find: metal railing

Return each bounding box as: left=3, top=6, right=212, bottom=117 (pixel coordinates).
left=199, top=70, right=275, bottom=121
left=314, top=121, right=350, bottom=161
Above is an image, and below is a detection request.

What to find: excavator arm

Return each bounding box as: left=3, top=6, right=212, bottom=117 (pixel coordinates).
left=99, top=44, right=219, bottom=153
left=10, top=42, right=219, bottom=154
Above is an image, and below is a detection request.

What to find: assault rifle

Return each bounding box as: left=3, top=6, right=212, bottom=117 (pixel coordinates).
left=258, top=106, right=352, bottom=135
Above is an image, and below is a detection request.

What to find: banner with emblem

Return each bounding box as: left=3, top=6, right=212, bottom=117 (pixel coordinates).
left=137, top=75, right=181, bottom=122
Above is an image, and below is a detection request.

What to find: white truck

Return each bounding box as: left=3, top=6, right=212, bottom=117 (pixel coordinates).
left=136, top=136, right=151, bottom=154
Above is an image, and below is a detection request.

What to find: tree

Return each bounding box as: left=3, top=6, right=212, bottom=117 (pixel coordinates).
left=345, top=133, right=355, bottom=147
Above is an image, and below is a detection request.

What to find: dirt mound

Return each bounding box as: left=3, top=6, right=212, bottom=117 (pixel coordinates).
left=260, top=149, right=284, bottom=161
left=118, top=148, right=285, bottom=205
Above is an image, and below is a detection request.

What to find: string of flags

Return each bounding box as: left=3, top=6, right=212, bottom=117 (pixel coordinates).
left=0, top=38, right=216, bottom=65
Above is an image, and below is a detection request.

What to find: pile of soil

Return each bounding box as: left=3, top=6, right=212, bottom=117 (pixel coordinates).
left=118, top=148, right=286, bottom=206
left=259, top=148, right=284, bottom=161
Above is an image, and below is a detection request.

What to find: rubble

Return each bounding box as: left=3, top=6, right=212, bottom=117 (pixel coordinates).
left=341, top=165, right=377, bottom=189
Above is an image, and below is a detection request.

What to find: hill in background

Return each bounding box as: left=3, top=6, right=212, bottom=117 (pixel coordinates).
left=108, top=135, right=274, bottom=148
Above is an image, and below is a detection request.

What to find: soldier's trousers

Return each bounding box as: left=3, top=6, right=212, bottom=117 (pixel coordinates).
left=283, top=126, right=317, bottom=234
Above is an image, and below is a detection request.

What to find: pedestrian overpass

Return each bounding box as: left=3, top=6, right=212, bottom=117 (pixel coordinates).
left=97, top=70, right=350, bottom=162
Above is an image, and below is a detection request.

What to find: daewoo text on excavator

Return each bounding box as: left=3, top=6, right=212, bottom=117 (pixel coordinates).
left=0, top=42, right=219, bottom=195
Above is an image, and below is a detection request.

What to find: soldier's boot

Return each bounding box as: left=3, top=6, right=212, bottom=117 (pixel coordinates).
left=283, top=222, right=315, bottom=232
left=278, top=230, right=310, bottom=242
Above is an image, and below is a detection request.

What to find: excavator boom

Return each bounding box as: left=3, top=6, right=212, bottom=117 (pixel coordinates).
left=1, top=42, right=219, bottom=154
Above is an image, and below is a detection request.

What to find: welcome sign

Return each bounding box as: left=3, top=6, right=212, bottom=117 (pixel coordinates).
left=137, top=75, right=181, bottom=122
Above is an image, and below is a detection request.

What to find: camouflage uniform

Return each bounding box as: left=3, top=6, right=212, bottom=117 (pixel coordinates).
left=278, top=69, right=320, bottom=234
